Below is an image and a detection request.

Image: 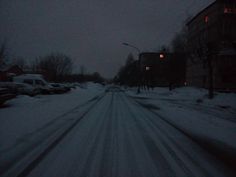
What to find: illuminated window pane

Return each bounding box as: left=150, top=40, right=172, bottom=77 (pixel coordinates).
left=204, top=15, right=209, bottom=23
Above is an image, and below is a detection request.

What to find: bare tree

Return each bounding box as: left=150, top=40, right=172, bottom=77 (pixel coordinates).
left=80, top=65, right=85, bottom=75
left=35, top=53, right=73, bottom=81
left=187, top=30, right=216, bottom=99
left=12, top=57, right=26, bottom=70
left=156, top=45, right=170, bottom=53
left=30, top=58, right=40, bottom=73
left=171, top=27, right=188, bottom=54
left=125, top=53, right=135, bottom=66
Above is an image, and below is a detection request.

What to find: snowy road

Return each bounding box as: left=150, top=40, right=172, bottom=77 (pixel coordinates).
left=1, top=87, right=235, bottom=177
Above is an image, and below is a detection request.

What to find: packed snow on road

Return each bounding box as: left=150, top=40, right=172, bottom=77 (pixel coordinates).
left=0, top=84, right=236, bottom=177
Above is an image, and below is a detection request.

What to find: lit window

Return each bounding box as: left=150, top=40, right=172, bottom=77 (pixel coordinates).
left=224, top=7, right=229, bottom=13
left=224, top=7, right=236, bottom=14
left=204, top=15, right=209, bottom=23
left=145, top=66, right=150, bottom=71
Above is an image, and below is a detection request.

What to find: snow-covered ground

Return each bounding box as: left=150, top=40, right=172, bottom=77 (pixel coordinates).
left=0, top=85, right=235, bottom=177
left=127, top=87, right=236, bottom=159
left=0, top=83, right=104, bottom=151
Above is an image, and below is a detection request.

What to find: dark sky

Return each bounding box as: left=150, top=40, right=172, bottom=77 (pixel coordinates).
left=0, top=0, right=213, bottom=78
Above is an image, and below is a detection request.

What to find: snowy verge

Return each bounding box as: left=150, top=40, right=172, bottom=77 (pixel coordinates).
left=126, top=87, right=236, bottom=157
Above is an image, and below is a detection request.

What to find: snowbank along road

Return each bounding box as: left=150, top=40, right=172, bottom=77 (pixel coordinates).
left=1, top=86, right=235, bottom=177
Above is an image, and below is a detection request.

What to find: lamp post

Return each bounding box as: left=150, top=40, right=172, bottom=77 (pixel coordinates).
left=122, top=43, right=141, bottom=53
left=122, top=42, right=141, bottom=93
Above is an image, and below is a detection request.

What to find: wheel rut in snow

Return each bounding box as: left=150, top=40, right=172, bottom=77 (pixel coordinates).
left=126, top=92, right=236, bottom=176
left=1, top=92, right=106, bottom=177
left=2, top=90, right=235, bottom=177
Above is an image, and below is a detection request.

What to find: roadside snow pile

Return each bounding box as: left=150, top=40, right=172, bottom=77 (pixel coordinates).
left=204, top=93, right=236, bottom=109
left=168, top=87, right=236, bottom=109
left=128, top=86, right=236, bottom=109
left=168, top=87, right=236, bottom=110
left=171, top=87, right=207, bottom=99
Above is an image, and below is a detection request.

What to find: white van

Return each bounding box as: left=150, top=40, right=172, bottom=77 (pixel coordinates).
left=13, top=74, right=52, bottom=94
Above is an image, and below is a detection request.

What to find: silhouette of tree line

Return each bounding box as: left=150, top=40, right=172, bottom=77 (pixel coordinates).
left=0, top=42, right=105, bottom=83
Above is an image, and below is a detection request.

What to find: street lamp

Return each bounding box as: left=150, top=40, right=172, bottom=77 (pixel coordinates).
left=159, top=53, right=165, bottom=59
left=122, top=43, right=141, bottom=54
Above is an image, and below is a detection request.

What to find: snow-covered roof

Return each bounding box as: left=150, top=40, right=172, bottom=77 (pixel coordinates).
left=13, top=74, right=44, bottom=79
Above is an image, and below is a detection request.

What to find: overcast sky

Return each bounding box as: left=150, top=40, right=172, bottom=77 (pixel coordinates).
left=0, top=0, right=213, bottom=78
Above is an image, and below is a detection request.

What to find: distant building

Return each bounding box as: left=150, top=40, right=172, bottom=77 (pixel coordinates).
left=139, top=52, right=186, bottom=87
left=186, top=0, right=236, bottom=90
left=0, top=65, right=24, bottom=81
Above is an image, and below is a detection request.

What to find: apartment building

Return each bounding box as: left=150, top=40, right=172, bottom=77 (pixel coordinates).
left=186, top=0, right=236, bottom=90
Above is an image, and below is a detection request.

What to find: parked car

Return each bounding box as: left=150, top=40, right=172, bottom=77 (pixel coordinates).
left=0, top=82, right=18, bottom=94
left=15, top=83, right=41, bottom=96
left=49, top=83, right=71, bottom=94
left=64, top=83, right=77, bottom=89
left=0, top=87, right=16, bottom=105
left=13, top=74, right=53, bottom=94
left=0, top=82, right=41, bottom=96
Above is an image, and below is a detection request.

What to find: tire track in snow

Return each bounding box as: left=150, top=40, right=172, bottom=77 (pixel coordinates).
left=77, top=92, right=115, bottom=177
left=4, top=88, right=234, bottom=177
left=125, top=93, right=235, bottom=177
left=53, top=92, right=115, bottom=177
left=116, top=94, right=170, bottom=176
left=79, top=92, right=139, bottom=177
left=27, top=90, right=137, bottom=177
left=0, top=93, right=105, bottom=155
left=1, top=92, right=106, bottom=177
left=116, top=94, right=145, bottom=177
left=124, top=97, right=209, bottom=177
left=120, top=94, right=183, bottom=177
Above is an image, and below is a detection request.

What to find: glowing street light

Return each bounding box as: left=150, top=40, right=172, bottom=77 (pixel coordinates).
left=159, top=53, right=165, bottom=59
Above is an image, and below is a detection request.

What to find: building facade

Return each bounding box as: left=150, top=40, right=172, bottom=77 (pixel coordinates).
left=139, top=52, right=186, bottom=87
left=186, top=0, right=236, bottom=90
left=0, top=65, right=24, bottom=81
